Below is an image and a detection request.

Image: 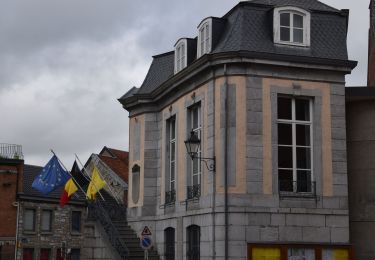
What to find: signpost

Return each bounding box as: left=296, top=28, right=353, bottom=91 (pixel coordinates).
left=140, top=226, right=153, bottom=260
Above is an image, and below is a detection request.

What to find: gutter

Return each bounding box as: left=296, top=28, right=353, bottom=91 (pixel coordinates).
left=224, top=63, right=229, bottom=260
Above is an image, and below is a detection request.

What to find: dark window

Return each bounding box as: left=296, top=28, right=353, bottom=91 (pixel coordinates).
left=40, top=248, right=51, bottom=260
left=187, top=225, right=200, bottom=260
left=41, top=210, right=52, bottom=232
left=277, top=96, right=314, bottom=194
left=280, top=12, right=304, bottom=43
left=24, top=209, right=36, bottom=232
left=132, top=165, right=140, bottom=204
left=165, top=227, right=175, bottom=260
left=67, top=249, right=80, bottom=260
left=55, top=249, right=63, bottom=260
left=23, top=248, right=34, bottom=260
left=71, top=211, right=81, bottom=233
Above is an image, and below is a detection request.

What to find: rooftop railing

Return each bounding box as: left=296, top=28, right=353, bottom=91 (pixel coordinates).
left=0, top=143, right=23, bottom=160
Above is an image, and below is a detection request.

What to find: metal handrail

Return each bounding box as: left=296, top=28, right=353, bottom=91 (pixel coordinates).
left=0, top=143, right=23, bottom=160
left=87, top=199, right=129, bottom=259
left=279, top=180, right=316, bottom=196
left=187, top=184, right=201, bottom=200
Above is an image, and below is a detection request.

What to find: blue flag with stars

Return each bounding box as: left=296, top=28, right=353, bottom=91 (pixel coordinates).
left=32, top=155, right=70, bottom=195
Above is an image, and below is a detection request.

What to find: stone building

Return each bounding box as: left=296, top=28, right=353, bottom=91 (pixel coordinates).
left=0, top=144, right=23, bottom=260
left=119, top=0, right=357, bottom=259
left=16, top=163, right=122, bottom=260
left=368, top=0, right=375, bottom=86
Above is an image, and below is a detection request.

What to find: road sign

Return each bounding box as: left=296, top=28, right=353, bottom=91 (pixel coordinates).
left=141, top=226, right=152, bottom=236
left=140, top=235, right=153, bottom=250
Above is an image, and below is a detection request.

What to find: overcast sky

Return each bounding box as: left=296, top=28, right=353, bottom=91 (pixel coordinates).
left=0, top=0, right=370, bottom=167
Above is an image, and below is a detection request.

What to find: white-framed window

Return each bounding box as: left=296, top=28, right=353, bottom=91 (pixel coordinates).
left=166, top=116, right=176, bottom=204
left=187, top=104, right=201, bottom=199
left=197, top=18, right=212, bottom=58
left=174, top=39, right=187, bottom=74
left=40, top=209, right=52, bottom=232
left=277, top=96, right=313, bottom=194
left=23, top=208, right=36, bottom=232
left=273, top=6, right=311, bottom=47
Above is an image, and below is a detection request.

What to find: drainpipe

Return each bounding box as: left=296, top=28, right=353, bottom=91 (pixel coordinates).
left=224, top=64, right=229, bottom=260
left=212, top=69, right=216, bottom=260
left=14, top=201, right=20, bottom=259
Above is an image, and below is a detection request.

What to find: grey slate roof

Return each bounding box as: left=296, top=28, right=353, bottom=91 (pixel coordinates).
left=247, top=0, right=339, bottom=12
left=120, top=0, right=354, bottom=100
left=137, top=52, right=174, bottom=95
left=23, top=164, right=85, bottom=201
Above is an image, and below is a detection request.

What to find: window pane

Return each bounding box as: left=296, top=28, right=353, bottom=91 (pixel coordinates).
left=252, top=247, right=281, bottom=260
left=24, top=209, right=35, bottom=231
left=192, top=108, right=199, bottom=129
left=23, top=248, right=34, bottom=260
left=69, top=249, right=80, bottom=260
left=187, top=226, right=200, bottom=260
left=296, top=124, right=310, bottom=146
left=280, top=27, right=290, bottom=41
left=171, top=143, right=175, bottom=161
left=297, top=170, right=312, bottom=192
left=293, top=14, right=303, bottom=28
left=278, top=97, right=292, bottom=119
left=171, top=120, right=175, bottom=139
left=293, top=28, right=303, bottom=43
left=40, top=248, right=51, bottom=260
left=170, top=162, right=175, bottom=182
left=278, top=124, right=292, bottom=145
left=279, top=170, right=293, bottom=192
left=71, top=211, right=81, bottom=233
left=288, top=248, right=315, bottom=260
left=295, top=99, right=310, bottom=121
left=297, top=147, right=311, bottom=169
left=278, top=146, right=293, bottom=168
left=280, top=13, right=290, bottom=26
left=41, top=210, right=52, bottom=232
left=322, top=249, right=349, bottom=260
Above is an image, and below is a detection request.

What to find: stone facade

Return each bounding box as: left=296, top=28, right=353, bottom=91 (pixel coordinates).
left=120, top=1, right=356, bottom=259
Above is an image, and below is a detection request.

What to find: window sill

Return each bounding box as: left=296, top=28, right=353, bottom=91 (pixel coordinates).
left=40, top=231, right=53, bottom=235
left=70, top=231, right=82, bottom=236
left=274, top=41, right=309, bottom=48
left=23, top=231, right=36, bottom=235
left=279, top=191, right=316, bottom=200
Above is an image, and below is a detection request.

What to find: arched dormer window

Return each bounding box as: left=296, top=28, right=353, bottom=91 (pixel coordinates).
left=197, top=18, right=212, bottom=58
left=174, top=39, right=187, bottom=74
left=273, top=6, right=311, bottom=47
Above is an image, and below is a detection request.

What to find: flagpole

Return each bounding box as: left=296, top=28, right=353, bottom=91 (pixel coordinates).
left=50, top=149, right=89, bottom=200
left=74, top=153, right=106, bottom=201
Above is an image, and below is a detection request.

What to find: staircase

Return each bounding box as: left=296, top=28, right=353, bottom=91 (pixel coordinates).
left=88, top=191, right=160, bottom=260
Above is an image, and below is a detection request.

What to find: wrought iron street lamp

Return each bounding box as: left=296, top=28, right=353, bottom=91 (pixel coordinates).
left=184, top=130, right=215, bottom=172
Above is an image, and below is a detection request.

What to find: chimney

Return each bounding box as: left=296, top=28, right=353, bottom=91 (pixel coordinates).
left=368, top=0, right=375, bottom=86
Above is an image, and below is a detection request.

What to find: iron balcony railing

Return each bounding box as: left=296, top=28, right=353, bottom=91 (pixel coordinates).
left=0, top=143, right=23, bottom=160
left=187, top=184, right=201, bottom=200
left=165, top=190, right=176, bottom=205
left=279, top=180, right=316, bottom=197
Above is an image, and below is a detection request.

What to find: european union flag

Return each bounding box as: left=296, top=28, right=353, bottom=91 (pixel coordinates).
left=32, top=155, right=70, bottom=195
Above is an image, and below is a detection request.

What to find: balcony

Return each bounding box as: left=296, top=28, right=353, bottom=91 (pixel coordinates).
left=0, top=143, right=23, bottom=160
left=165, top=190, right=176, bottom=205
left=279, top=180, right=316, bottom=198
left=187, top=184, right=201, bottom=200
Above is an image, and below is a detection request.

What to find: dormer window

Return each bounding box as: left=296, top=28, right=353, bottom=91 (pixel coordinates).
left=274, top=7, right=311, bottom=47
left=174, top=39, right=187, bottom=73
left=197, top=18, right=212, bottom=58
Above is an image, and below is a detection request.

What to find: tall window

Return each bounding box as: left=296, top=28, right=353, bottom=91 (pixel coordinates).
left=23, top=209, right=36, bottom=232
left=175, top=41, right=186, bottom=73
left=40, top=210, right=52, bottom=232
left=164, top=227, right=175, bottom=260
left=278, top=96, right=313, bottom=194
left=187, top=225, right=200, bottom=260
left=132, top=164, right=141, bottom=204
left=71, top=211, right=81, bottom=233
left=166, top=117, right=176, bottom=204
left=187, top=104, right=201, bottom=199
left=274, top=7, right=310, bottom=46
left=197, top=19, right=211, bottom=58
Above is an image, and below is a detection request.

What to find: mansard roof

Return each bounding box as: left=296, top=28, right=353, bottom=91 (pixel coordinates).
left=119, top=0, right=356, bottom=108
